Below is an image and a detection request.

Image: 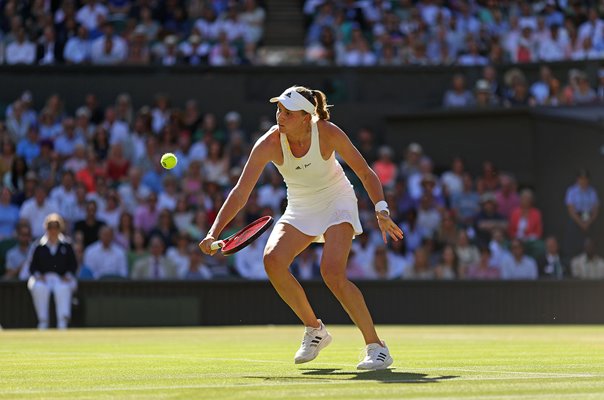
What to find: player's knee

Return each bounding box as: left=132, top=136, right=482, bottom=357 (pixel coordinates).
left=263, top=251, right=287, bottom=275
left=321, top=267, right=347, bottom=292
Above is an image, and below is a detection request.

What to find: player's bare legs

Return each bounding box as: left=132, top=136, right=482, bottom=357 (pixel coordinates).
left=321, top=223, right=380, bottom=345
left=263, top=223, right=319, bottom=328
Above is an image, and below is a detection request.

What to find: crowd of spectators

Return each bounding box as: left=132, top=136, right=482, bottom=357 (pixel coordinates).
left=303, top=0, right=604, bottom=66
left=0, top=0, right=266, bottom=66
left=0, top=89, right=602, bottom=283
left=442, top=64, right=604, bottom=107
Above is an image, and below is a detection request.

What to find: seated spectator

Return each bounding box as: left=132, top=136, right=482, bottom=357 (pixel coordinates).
left=475, top=192, right=508, bottom=246
left=114, top=211, right=134, bottom=250
left=500, top=239, right=538, bottom=280
left=6, top=28, right=36, bottom=65
left=573, top=71, right=597, bottom=104
left=3, top=223, right=32, bottom=280
left=441, top=157, right=465, bottom=198
left=508, top=189, right=544, bottom=258
left=435, top=210, right=458, bottom=248
left=257, top=170, right=287, bottom=214
left=83, top=225, right=128, bottom=279
left=90, top=22, right=128, bottom=65
left=451, top=172, right=480, bottom=227
left=464, top=246, right=500, bottom=280
left=0, top=186, right=19, bottom=240
left=166, top=231, right=192, bottom=278
left=372, top=146, right=397, bottom=189
left=76, top=0, right=109, bottom=33
left=184, top=243, right=212, bottom=280
left=36, top=25, right=64, bottom=65
left=234, top=233, right=268, bottom=280
left=570, top=238, right=604, bottom=279
left=16, top=126, right=41, bottom=166
left=404, top=247, right=434, bottom=280
left=64, top=25, right=91, bottom=64
left=291, top=246, right=321, bottom=280
left=26, top=214, right=77, bottom=329
left=134, top=192, right=160, bottom=235
left=148, top=209, right=178, bottom=248
left=455, top=229, right=480, bottom=271
left=442, top=74, right=474, bottom=108
left=416, top=192, right=442, bottom=240
left=74, top=199, right=105, bottom=248
left=157, top=175, right=179, bottom=211
left=350, top=233, right=377, bottom=277
left=435, top=244, right=458, bottom=280
left=131, top=235, right=179, bottom=279
left=98, top=189, right=122, bottom=229
left=398, top=209, right=423, bottom=254
left=538, top=236, right=567, bottom=279
left=19, top=185, right=59, bottom=239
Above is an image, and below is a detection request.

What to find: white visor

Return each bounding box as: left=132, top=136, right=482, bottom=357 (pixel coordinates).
left=269, top=88, right=316, bottom=115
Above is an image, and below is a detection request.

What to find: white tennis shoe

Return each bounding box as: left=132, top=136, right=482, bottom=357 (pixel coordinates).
left=294, top=319, right=332, bottom=364
left=357, top=341, right=393, bottom=370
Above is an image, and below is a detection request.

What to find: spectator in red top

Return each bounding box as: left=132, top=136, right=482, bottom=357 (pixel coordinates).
left=495, top=173, right=520, bottom=219
left=105, top=143, right=130, bottom=184
left=372, top=145, right=397, bottom=189
left=508, top=189, right=544, bottom=259
left=508, top=189, right=542, bottom=241
left=75, top=150, right=105, bottom=193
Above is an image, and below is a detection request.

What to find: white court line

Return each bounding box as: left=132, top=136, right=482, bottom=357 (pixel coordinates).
left=2, top=353, right=601, bottom=379
left=2, top=371, right=603, bottom=395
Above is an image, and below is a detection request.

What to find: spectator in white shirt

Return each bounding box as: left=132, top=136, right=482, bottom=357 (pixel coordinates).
left=501, top=239, right=538, bottom=280
left=571, top=238, right=604, bottom=279
left=19, top=185, right=59, bottom=239
left=234, top=234, right=268, bottom=279
left=257, top=170, right=286, bottom=213
left=76, top=0, right=109, bottom=33
left=5, top=28, right=36, bottom=65
left=91, top=22, right=127, bottom=65
left=538, top=24, right=570, bottom=61
left=83, top=225, right=128, bottom=279
left=64, top=25, right=91, bottom=64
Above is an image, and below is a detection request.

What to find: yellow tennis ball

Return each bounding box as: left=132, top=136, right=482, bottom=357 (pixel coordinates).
left=161, top=153, right=178, bottom=169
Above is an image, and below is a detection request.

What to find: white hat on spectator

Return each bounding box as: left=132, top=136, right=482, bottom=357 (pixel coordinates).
left=225, top=111, right=241, bottom=123
left=480, top=192, right=497, bottom=204
left=188, top=34, right=202, bottom=44
left=378, top=146, right=393, bottom=158
left=164, top=35, right=178, bottom=46
left=76, top=106, right=90, bottom=118
left=133, top=25, right=146, bottom=37
left=408, top=142, right=423, bottom=154
left=475, top=79, right=491, bottom=92
left=21, top=91, right=33, bottom=103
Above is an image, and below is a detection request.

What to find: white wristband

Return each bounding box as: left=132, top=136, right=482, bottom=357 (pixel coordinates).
left=375, top=200, right=389, bottom=215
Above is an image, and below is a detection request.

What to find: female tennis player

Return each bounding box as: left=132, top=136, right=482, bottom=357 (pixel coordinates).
left=199, top=86, right=403, bottom=370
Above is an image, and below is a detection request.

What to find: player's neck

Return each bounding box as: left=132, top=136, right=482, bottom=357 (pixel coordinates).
left=286, top=124, right=311, bottom=145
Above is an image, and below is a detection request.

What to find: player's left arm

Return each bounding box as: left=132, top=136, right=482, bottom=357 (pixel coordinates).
left=322, top=121, right=403, bottom=242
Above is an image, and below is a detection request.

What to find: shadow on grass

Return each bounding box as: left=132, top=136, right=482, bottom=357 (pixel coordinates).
left=301, top=368, right=458, bottom=383
left=245, top=368, right=458, bottom=384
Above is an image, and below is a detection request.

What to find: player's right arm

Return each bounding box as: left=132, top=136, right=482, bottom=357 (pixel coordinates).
left=199, top=128, right=279, bottom=255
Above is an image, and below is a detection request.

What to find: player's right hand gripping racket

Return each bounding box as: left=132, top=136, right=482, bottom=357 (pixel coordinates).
left=210, top=216, right=274, bottom=256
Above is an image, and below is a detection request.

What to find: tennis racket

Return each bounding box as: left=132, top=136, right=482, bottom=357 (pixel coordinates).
left=210, top=216, right=274, bottom=256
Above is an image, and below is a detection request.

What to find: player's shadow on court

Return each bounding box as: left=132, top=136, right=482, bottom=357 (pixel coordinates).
left=246, top=368, right=457, bottom=384
left=299, top=368, right=458, bottom=384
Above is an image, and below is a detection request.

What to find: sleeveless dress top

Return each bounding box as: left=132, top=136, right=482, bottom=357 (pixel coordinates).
left=272, top=121, right=363, bottom=243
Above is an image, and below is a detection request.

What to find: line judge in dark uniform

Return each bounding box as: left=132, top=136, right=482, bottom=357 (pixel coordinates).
left=27, top=213, right=77, bottom=330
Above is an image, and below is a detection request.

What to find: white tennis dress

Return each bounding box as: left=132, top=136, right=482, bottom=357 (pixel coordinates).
left=272, top=121, right=363, bottom=243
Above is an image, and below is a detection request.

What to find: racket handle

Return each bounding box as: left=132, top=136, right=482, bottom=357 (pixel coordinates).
left=210, top=241, right=224, bottom=251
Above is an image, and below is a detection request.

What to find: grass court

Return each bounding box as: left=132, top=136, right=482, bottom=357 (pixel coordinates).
left=1, top=325, right=604, bottom=399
